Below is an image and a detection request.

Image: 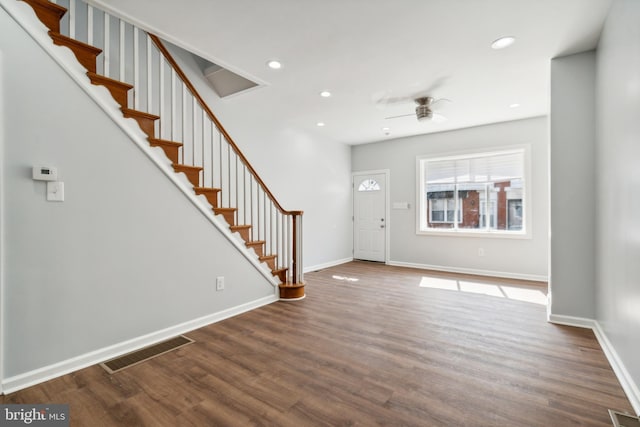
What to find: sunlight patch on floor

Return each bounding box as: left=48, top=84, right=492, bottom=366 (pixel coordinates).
left=459, top=281, right=505, bottom=298
left=419, top=276, right=547, bottom=305
left=332, top=275, right=360, bottom=282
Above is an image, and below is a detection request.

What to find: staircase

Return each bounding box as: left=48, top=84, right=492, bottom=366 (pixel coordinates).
left=18, top=0, right=305, bottom=299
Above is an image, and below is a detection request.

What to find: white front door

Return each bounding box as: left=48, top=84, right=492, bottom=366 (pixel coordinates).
left=353, top=172, right=387, bottom=262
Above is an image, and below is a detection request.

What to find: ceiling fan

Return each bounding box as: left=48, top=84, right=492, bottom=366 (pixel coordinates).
left=384, top=96, right=450, bottom=122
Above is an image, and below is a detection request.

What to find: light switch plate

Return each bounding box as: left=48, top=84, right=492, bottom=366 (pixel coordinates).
left=47, top=181, right=64, bottom=202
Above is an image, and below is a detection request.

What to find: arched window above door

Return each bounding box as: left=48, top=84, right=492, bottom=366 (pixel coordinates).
left=358, top=179, right=381, bottom=192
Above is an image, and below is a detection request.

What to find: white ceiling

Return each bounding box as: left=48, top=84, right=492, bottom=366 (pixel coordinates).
left=93, top=0, right=612, bottom=145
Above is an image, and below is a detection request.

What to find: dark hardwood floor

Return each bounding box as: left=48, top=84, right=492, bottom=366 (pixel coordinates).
left=2, top=261, right=633, bottom=426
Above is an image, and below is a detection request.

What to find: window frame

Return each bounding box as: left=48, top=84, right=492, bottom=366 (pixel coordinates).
left=416, top=145, right=532, bottom=239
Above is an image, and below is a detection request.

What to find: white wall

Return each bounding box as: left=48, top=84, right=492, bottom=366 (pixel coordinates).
left=1, top=7, right=275, bottom=384
left=595, top=0, right=640, bottom=398
left=162, top=42, right=353, bottom=271
left=352, top=117, right=549, bottom=280
left=549, top=51, right=597, bottom=318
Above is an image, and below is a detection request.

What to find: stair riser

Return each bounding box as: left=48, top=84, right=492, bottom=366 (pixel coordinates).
left=122, top=111, right=157, bottom=138
left=233, top=228, right=250, bottom=241
left=261, top=258, right=276, bottom=270
left=276, top=270, right=288, bottom=283
left=87, top=74, right=131, bottom=109
left=157, top=145, right=179, bottom=164
left=22, top=0, right=66, bottom=33
left=49, top=32, right=100, bottom=74
left=193, top=188, right=220, bottom=208
left=200, top=193, right=219, bottom=208
left=173, top=166, right=201, bottom=187
left=87, top=73, right=131, bottom=108
left=246, top=243, right=263, bottom=257
left=214, top=210, right=236, bottom=226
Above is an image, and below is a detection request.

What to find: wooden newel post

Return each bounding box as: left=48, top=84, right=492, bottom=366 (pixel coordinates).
left=279, top=211, right=305, bottom=300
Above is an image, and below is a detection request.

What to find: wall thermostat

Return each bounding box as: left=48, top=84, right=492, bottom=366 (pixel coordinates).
left=32, top=166, right=58, bottom=181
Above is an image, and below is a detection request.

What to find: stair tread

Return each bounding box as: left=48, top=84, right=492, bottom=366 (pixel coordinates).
left=49, top=31, right=102, bottom=55
left=49, top=31, right=101, bottom=73
left=231, top=225, right=252, bottom=230
left=27, top=0, right=67, bottom=16
left=121, top=108, right=160, bottom=120
left=213, top=207, right=237, bottom=212
left=245, top=240, right=265, bottom=245
left=86, top=72, right=133, bottom=89
left=194, top=187, right=221, bottom=193
left=259, top=255, right=277, bottom=260
left=149, top=138, right=183, bottom=147
left=173, top=164, right=203, bottom=171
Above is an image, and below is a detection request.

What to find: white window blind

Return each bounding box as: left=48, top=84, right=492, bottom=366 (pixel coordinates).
left=418, top=149, right=526, bottom=234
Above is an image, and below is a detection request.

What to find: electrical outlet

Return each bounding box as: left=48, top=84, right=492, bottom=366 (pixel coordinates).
left=216, top=276, right=225, bottom=291
left=478, top=248, right=485, bottom=257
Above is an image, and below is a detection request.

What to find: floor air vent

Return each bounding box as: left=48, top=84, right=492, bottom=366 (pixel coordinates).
left=101, top=335, right=194, bottom=374
left=609, top=409, right=640, bottom=427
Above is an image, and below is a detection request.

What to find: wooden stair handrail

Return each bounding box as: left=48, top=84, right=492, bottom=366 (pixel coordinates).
left=148, top=34, right=300, bottom=218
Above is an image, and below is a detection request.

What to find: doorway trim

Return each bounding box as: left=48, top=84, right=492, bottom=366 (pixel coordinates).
left=352, top=169, right=390, bottom=264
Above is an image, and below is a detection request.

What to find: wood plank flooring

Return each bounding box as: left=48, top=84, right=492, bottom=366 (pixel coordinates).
left=2, top=261, right=633, bottom=426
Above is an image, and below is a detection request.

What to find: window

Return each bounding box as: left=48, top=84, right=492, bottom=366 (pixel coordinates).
left=418, top=148, right=527, bottom=235
left=358, top=179, right=381, bottom=192
left=429, top=197, right=462, bottom=226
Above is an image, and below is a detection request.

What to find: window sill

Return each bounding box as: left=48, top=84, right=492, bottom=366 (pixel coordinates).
left=416, top=229, right=531, bottom=239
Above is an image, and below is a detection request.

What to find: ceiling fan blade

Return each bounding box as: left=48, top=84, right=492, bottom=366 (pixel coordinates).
left=409, top=76, right=450, bottom=100
left=374, top=93, right=415, bottom=108
left=432, top=113, right=447, bottom=123
left=384, top=113, right=415, bottom=120
left=431, top=98, right=452, bottom=107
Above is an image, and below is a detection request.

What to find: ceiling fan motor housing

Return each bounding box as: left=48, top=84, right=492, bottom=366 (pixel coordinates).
left=416, top=104, right=434, bottom=121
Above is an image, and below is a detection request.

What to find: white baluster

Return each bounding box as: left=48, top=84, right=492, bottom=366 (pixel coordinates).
left=119, top=20, right=125, bottom=81
left=182, top=84, right=187, bottom=163
left=146, top=34, right=152, bottom=113
left=69, top=0, right=75, bottom=39
left=171, top=69, right=176, bottom=142
left=133, top=28, right=139, bottom=110
left=159, top=58, right=165, bottom=139
left=103, top=13, right=109, bottom=77
left=190, top=98, right=198, bottom=166
left=87, top=5, right=93, bottom=45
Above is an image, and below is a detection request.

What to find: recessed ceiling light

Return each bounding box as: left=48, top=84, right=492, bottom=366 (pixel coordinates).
left=381, top=127, right=390, bottom=131
left=510, top=103, right=521, bottom=108
left=316, top=122, right=325, bottom=127
left=491, top=36, right=516, bottom=50
left=266, top=60, right=282, bottom=69
left=320, top=91, right=331, bottom=98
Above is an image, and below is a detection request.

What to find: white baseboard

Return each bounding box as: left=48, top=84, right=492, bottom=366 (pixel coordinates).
left=547, top=314, right=596, bottom=329
left=304, top=257, right=353, bottom=273
left=548, top=314, right=640, bottom=416
left=388, top=260, right=548, bottom=283
left=2, top=295, right=277, bottom=394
